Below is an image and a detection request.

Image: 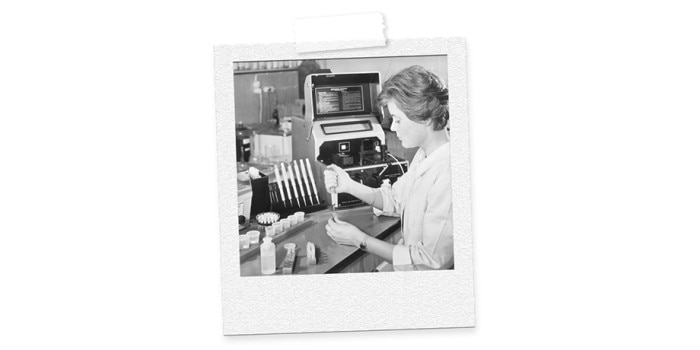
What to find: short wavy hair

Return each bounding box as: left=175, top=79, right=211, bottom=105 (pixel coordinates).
left=378, top=65, right=449, bottom=131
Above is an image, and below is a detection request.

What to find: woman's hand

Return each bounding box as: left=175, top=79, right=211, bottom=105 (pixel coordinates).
left=325, top=215, right=366, bottom=248
left=324, top=164, right=353, bottom=195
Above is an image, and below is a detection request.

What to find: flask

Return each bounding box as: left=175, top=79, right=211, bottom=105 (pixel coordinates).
left=260, top=236, right=276, bottom=275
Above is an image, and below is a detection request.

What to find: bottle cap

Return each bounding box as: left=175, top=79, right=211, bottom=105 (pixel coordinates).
left=262, top=237, right=272, bottom=244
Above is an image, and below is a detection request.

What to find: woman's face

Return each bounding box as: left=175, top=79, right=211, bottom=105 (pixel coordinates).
left=387, top=100, right=429, bottom=149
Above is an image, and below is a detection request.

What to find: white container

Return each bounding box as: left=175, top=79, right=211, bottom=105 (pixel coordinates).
left=273, top=222, right=283, bottom=234
left=288, top=215, right=299, bottom=226
left=246, top=230, right=260, bottom=244
left=294, top=211, right=305, bottom=221
left=260, top=237, right=276, bottom=275
left=239, top=235, right=250, bottom=249
left=256, top=133, right=292, bottom=163
left=265, top=226, right=275, bottom=237
left=280, top=218, right=290, bottom=230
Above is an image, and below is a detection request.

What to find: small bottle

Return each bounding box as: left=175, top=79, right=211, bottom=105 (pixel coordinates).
left=373, top=179, right=392, bottom=216
left=378, top=179, right=392, bottom=196
left=236, top=122, right=252, bottom=162
left=272, top=108, right=279, bottom=127
left=260, top=237, right=276, bottom=275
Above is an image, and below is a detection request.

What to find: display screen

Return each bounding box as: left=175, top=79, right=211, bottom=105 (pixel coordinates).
left=315, top=86, right=364, bottom=114
left=321, top=121, right=372, bottom=135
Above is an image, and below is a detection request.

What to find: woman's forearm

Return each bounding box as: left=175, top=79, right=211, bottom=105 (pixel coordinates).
left=363, top=235, right=395, bottom=263
left=348, top=181, right=384, bottom=210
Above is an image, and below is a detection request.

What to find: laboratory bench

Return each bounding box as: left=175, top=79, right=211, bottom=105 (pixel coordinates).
left=239, top=205, right=401, bottom=276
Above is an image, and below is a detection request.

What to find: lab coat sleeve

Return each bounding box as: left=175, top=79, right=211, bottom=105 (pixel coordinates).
left=392, top=174, right=453, bottom=270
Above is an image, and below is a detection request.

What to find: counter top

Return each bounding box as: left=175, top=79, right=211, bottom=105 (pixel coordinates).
left=239, top=206, right=400, bottom=276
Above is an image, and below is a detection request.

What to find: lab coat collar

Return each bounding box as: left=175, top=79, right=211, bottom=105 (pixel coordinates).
left=414, top=142, right=451, bottom=177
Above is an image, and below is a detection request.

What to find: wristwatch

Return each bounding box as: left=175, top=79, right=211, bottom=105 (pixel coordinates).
left=359, top=235, right=369, bottom=251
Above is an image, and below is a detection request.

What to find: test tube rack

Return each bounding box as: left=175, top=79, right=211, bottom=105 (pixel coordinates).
left=268, top=160, right=327, bottom=218
left=268, top=182, right=326, bottom=218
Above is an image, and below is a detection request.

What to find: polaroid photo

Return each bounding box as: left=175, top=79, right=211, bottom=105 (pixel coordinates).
left=214, top=38, right=473, bottom=335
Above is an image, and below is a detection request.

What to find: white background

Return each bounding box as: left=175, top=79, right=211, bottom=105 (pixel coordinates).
left=1, top=1, right=698, bottom=349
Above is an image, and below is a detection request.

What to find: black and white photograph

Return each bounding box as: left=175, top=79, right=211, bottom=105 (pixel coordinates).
left=215, top=38, right=473, bottom=335
left=5, top=2, right=700, bottom=348
left=234, top=56, right=454, bottom=276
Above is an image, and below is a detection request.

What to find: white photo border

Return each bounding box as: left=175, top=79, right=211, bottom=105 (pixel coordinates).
left=214, top=37, right=473, bottom=335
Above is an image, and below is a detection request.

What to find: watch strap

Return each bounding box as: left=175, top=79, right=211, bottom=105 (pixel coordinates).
left=359, top=235, right=369, bottom=250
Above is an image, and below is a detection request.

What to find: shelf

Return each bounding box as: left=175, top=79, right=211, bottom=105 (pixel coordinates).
left=234, top=68, right=299, bottom=75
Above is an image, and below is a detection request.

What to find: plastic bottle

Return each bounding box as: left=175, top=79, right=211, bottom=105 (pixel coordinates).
left=373, top=179, right=392, bottom=216
left=260, top=237, right=276, bottom=275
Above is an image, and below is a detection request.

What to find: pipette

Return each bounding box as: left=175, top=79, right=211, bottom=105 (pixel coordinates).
left=273, top=164, right=286, bottom=207
left=324, top=165, right=339, bottom=209
left=287, top=163, right=301, bottom=208
left=304, top=158, right=321, bottom=205
left=330, top=185, right=338, bottom=210
left=298, top=159, right=313, bottom=206
left=279, top=163, right=293, bottom=208
left=292, top=160, right=307, bottom=207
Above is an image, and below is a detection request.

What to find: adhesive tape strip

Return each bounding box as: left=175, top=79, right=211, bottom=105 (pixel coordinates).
left=294, top=13, right=386, bottom=53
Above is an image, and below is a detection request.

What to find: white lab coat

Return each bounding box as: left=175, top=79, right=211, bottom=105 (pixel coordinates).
left=378, top=142, right=454, bottom=270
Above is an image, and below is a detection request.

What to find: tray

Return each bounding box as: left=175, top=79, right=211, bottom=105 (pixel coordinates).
left=239, top=218, right=314, bottom=262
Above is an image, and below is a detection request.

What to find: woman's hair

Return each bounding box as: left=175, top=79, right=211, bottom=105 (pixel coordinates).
left=378, top=65, right=449, bottom=131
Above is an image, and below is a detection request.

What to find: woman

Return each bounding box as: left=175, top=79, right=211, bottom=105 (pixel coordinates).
left=324, top=65, right=453, bottom=271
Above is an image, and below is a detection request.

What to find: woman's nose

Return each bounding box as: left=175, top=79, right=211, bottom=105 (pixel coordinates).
left=390, top=120, right=398, bottom=132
